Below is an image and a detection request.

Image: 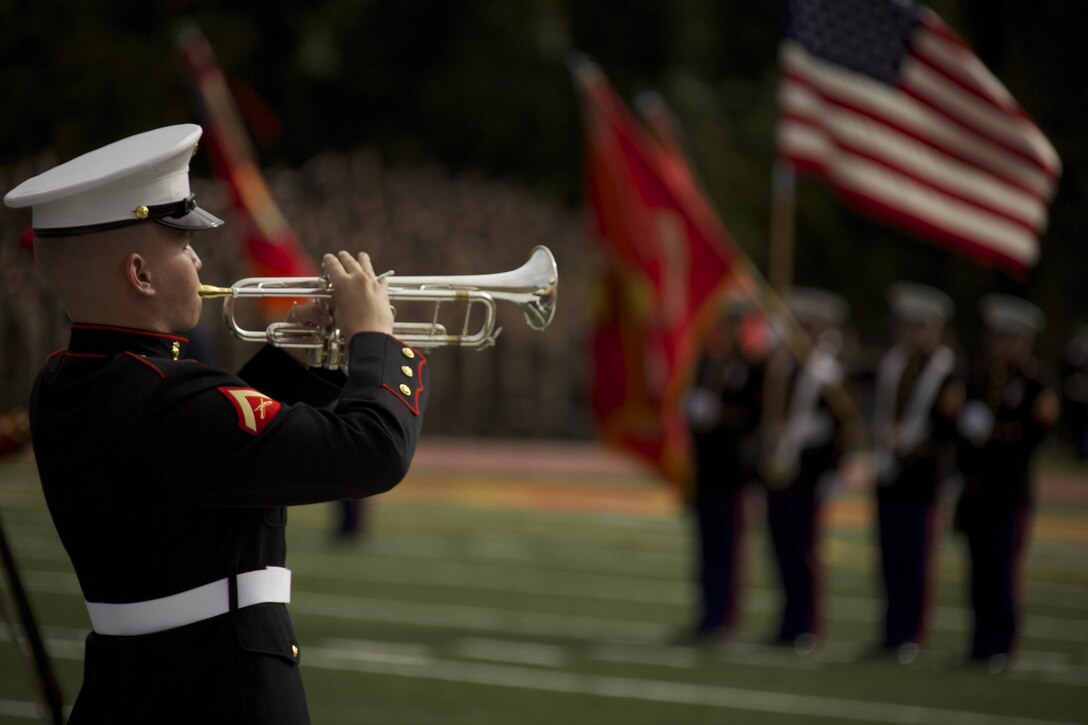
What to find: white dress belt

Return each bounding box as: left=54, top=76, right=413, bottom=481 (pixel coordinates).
left=85, top=566, right=291, bottom=636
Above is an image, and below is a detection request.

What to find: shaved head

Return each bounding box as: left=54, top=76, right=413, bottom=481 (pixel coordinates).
left=34, top=223, right=205, bottom=333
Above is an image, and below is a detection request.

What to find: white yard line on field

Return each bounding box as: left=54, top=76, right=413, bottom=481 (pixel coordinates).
left=301, top=650, right=1083, bottom=725
left=452, top=637, right=568, bottom=667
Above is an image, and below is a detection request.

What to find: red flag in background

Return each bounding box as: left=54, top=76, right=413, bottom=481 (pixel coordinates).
left=777, top=0, right=1061, bottom=277
left=573, top=59, right=739, bottom=487
left=177, top=24, right=318, bottom=293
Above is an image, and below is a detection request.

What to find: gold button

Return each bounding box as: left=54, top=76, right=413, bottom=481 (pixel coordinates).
left=401, top=347, right=415, bottom=359
left=134, top=205, right=150, bottom=220
left=401, top=365, right=413, bottom=377
left=291, top=644, right=299, bottom=658
left=399, top=384, right=411, bottom=396
left=171, top=340, right=181, bottom=360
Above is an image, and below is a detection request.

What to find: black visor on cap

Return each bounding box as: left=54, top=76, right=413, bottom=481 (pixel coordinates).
left=155, top=204, right=224, bottom=231
left=154, top=196, right=224, bottom=231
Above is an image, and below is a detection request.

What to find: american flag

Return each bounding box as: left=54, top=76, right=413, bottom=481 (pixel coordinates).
left=777, top=0, right=1061, bottom=275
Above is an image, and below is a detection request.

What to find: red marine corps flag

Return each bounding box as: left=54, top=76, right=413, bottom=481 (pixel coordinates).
left=572, top=58, right=739, bottom=487
left=177, top=23, right=319, bottom=293
left=777, top=0, right=1061, bottom=276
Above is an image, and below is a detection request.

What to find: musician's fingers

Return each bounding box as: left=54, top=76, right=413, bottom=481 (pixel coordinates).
left=337, top=250, right=363, bottom=274
left=356, top=251, right=376, bottom=278
left=322, top=252, right=346, bottom=277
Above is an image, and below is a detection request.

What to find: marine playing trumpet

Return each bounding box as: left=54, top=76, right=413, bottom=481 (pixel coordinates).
left=199, top=245, right=558, bottom=369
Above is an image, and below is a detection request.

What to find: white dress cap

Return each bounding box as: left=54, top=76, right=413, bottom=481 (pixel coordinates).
left=788, top=286, right=849, bottom=327
left=888, top=282, right=954, bottom=324
left=979, top=294, right=1045, bottom=336
left=3, top=124, right=223, bottom=236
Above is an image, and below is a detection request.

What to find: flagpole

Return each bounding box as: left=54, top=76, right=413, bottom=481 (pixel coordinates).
left=767, top=160, right=796, bottom=293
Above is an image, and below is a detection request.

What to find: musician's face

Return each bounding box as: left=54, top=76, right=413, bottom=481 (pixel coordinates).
left=147, top=226, right=204, bottom=333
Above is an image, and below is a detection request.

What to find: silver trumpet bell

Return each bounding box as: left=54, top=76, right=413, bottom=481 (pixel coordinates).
left=199, top=245, right=558, bottom=369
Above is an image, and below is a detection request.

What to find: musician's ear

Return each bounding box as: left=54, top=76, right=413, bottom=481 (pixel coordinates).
left=125, top=252, right=156, bottom=297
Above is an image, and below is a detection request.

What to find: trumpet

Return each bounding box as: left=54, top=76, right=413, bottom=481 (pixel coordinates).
left=198, top=245, right=558, bottom=369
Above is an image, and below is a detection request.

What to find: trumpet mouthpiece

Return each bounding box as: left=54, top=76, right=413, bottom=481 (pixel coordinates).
left=198, top=284, right=235, bottom=300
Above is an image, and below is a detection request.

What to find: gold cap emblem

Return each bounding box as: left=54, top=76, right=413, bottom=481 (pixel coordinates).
left=399, top=384, right=411, bottom=396
left=134, top=205, right=150, bottom=220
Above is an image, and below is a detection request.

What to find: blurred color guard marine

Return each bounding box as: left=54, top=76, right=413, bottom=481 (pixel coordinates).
left=760, top=287, right=854, bottom=653
left=872, top=283, right=963, bottom=664
left=4, top=125, right=428, bottom=723
left=955, top=294, right=1058, bottom=672
left=679, top=295, right=766, bottom=642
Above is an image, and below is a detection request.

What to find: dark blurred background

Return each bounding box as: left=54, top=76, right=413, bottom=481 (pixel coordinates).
left=1, top=0, right=1085, bottom=447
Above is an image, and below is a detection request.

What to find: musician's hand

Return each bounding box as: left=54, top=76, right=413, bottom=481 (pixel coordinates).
left=323, top=251, right=394, bottom=339
left=287, top=302, right=332, bottom=328
left=281, top=302, right=332, bottom=367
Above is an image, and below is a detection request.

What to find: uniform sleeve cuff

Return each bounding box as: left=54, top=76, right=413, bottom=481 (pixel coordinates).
left=347, top=333, right=427, bottom=415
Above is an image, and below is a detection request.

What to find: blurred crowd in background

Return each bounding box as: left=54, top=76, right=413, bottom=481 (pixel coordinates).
left=3, top=150, right=1088, bottom=455
left=0, top=149, right=594, bottom=440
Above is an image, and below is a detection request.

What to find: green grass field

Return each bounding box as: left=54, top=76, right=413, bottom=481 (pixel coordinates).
left=2, top=440, right=1087, bottom=724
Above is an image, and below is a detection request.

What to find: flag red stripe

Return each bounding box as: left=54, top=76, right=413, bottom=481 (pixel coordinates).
left=780, top=149, right=1012, bottom=264
left=910, top=15, right=1027, bottom=120
left=781, top=120, right=1038, bottom=267
left=898, top=67, right=1056, bottom=180
left=781, top=65, right=1048, bottom=199
left=780, top=111, right=1042, bottom=235
left=838, top=186, right=1029, bottom=276
left=913, top=12, right=1049, bottom=139
left=908, top=13, right=1057, bottom=176
left=906, top=46, right=1022, bottom=124
left=780, top=145, right=1037, bottom=269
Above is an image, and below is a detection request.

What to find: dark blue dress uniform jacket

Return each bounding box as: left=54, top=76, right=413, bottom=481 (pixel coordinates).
left=957, top=360, right=1053, bottom=513
left=29, top=323, right=429, bottom=724
left=955, top=358, right=1054, bottom=659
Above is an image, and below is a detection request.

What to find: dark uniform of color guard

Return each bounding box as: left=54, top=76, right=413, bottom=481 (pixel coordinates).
left=681, top=300, right=765, bottom=640
left=872, top=283, right=962, bottom=661
left=760, top=288, right=850, bottom=651
left=955, top=295, right=1058, bottom=670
